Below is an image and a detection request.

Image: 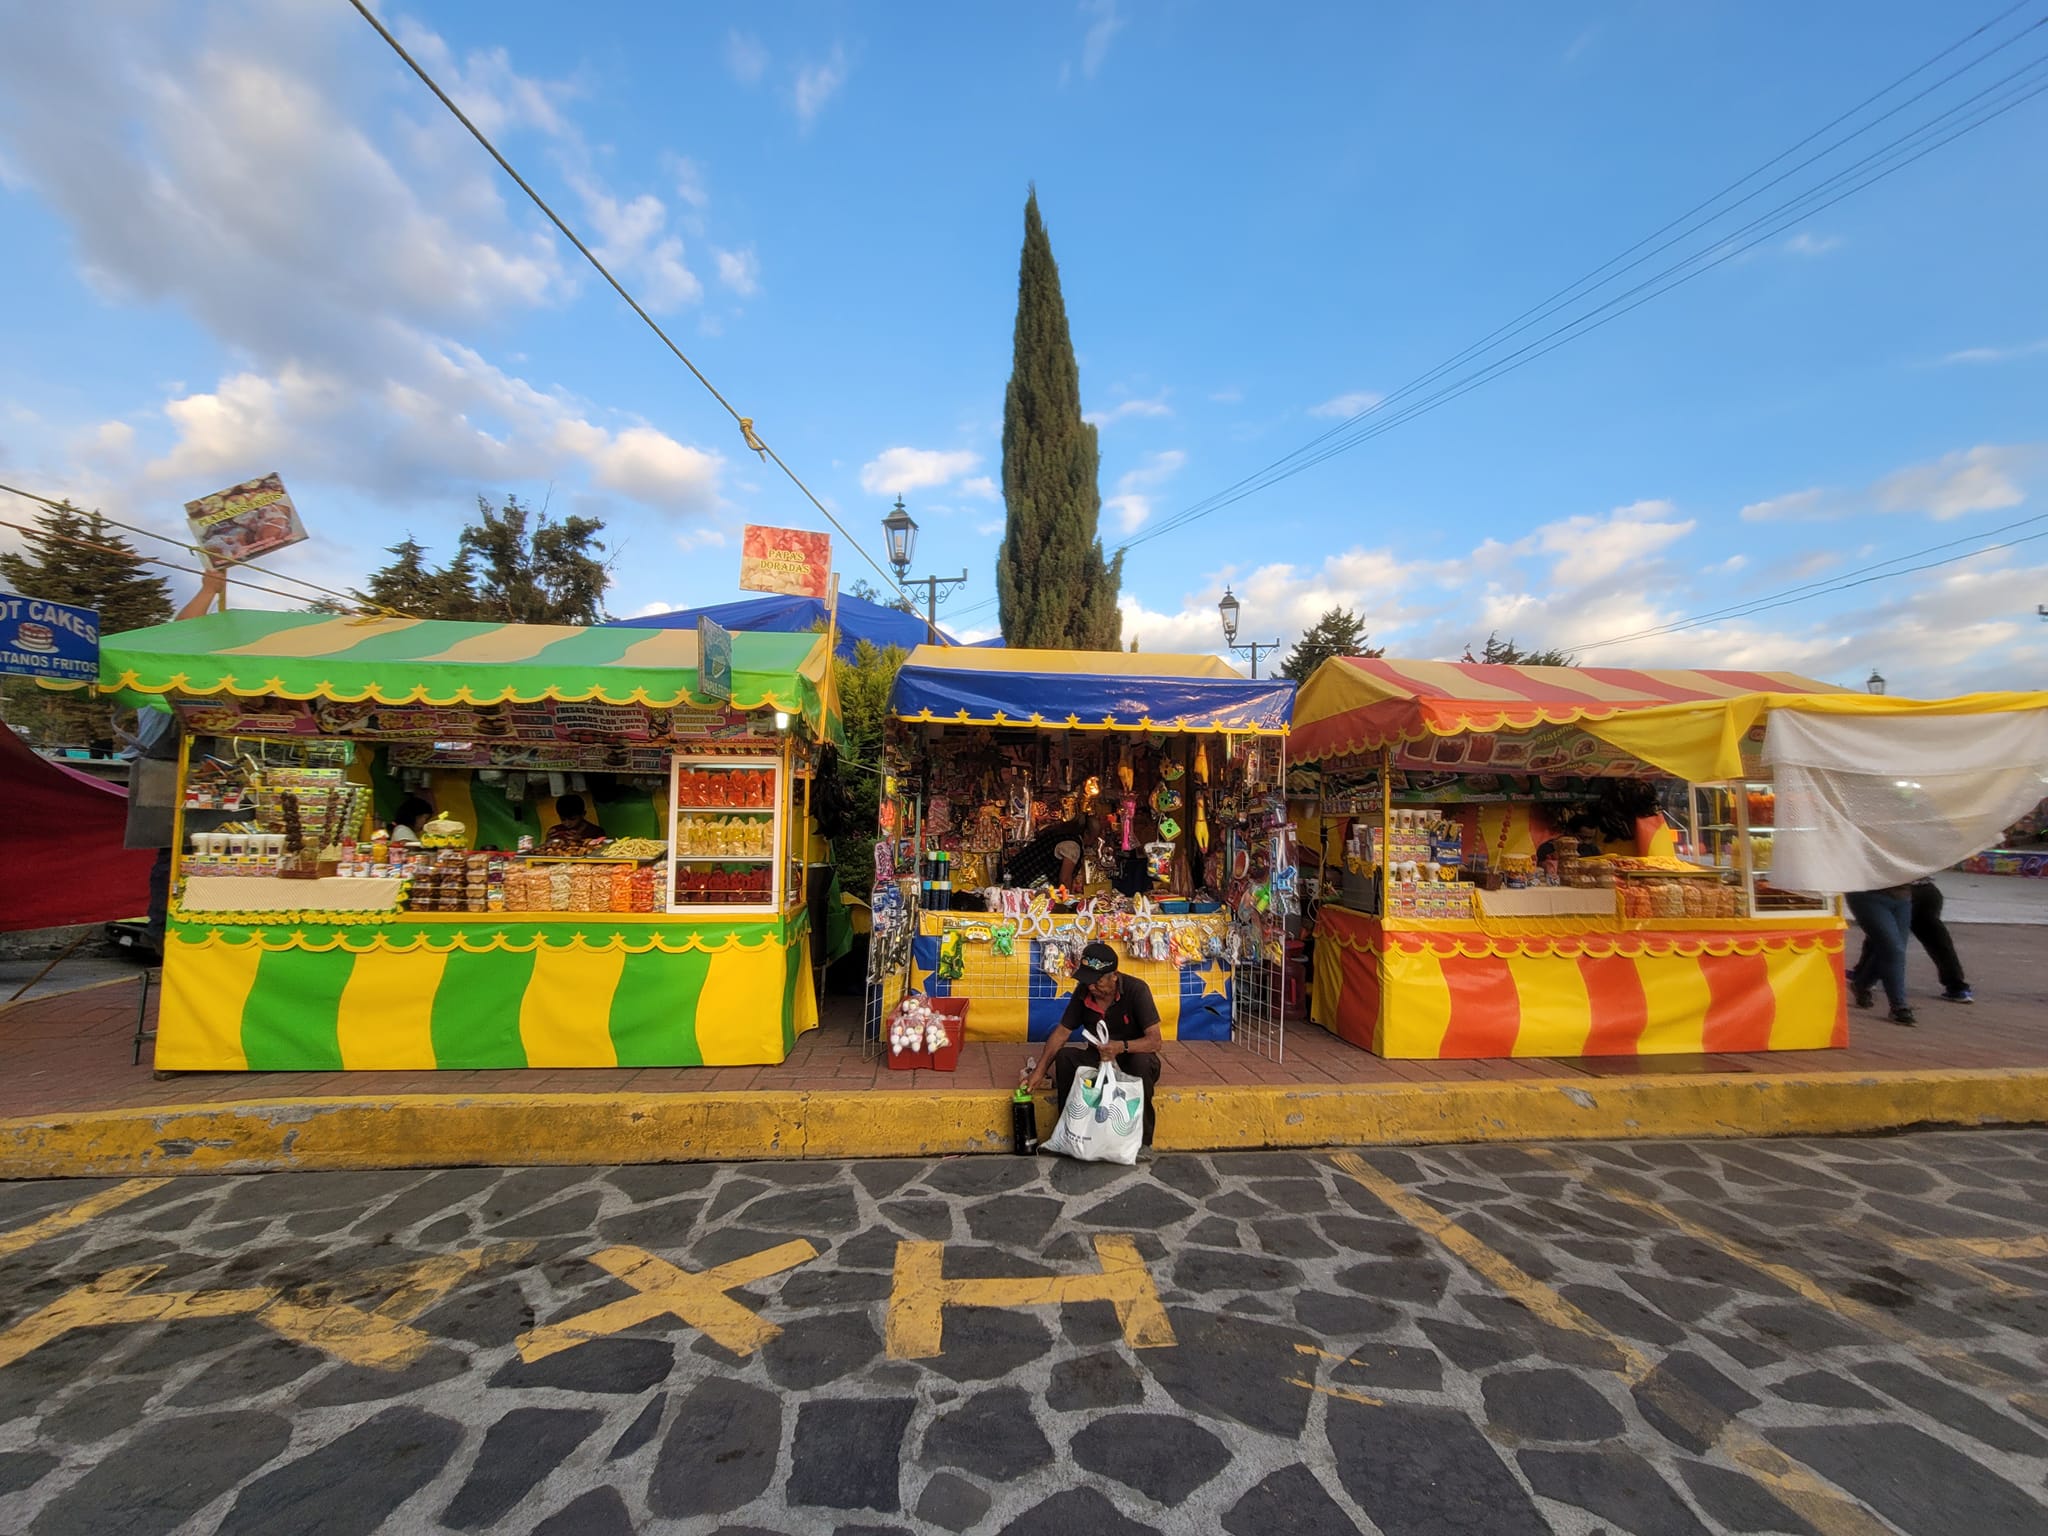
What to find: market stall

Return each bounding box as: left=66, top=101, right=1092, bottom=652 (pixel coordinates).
left=871, top=647, right=1297, bottom=1056
left=1291, top=657, right=1854, bottom=1059
left=96, top=610, right=838, bottom=1071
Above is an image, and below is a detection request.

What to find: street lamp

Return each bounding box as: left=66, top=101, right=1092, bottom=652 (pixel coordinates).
left=1217, top=586, right=1279, bottom=679
left=879, top=498, right=966, bottom=643
left=882, top=498, right=917, bottom=581
left=1866, top=669, right=1887, bottom=696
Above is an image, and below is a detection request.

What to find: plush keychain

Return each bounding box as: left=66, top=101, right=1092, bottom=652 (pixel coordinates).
left=938, top=930, right=966, bottom=981
left=990, top=922, right=1016, bottom=958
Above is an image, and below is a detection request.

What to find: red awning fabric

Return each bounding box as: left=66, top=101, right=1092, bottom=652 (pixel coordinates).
left=0, top=729, right=153, bottom=931
left=1289, top=656, right=1846, bottom=761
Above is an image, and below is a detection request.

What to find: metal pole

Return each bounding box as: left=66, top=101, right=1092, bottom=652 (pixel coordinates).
left=925, top=577, right=937, bottom=643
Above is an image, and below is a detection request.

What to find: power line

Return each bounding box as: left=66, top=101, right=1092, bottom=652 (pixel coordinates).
left=1567, top=510, right=2048, bottom=651
left=1569, top=524, right=2048, bottom=655
left=1123, top=47, right=2048, bottom=550
left=1119, top=8, right=2048, bottom=552
left=344, top=0, right=911, bottom=603
left=0, top=517, right=356, bottom=610
left=0, top=481, right=383, bottom=615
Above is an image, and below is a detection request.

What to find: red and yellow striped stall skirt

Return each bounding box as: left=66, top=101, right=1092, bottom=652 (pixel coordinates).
left=1312, top=905, right=1847, bottom=1059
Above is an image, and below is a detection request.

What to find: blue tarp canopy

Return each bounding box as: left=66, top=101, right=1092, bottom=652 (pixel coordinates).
left=890, top=646, right=1294, bottom=735
left=612, top=593, right=996, bottom=659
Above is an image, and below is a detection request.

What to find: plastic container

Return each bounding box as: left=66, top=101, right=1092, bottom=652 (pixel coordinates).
left=926, top=998, right=969, bottom=1070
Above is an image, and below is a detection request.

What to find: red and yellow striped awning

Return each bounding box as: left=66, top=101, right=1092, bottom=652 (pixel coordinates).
left=1291, top=656, right=1844, bottom=764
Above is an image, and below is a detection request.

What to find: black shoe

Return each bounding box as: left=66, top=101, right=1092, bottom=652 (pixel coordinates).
left=1850, top=983, right=1874, bottom=1010
left=1889, top=1007, right=1917, bottom=1027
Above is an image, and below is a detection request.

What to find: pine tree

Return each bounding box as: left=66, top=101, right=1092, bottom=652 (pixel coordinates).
left=996, top=188, right=1122, bottom=649
left=1281, top=607, right=1380, bottom=682
left=1475, top=631, right=1575, bottom=667
left=0, top=500, right=173, bottom=746
left=342, top=498, right=609, bottom=623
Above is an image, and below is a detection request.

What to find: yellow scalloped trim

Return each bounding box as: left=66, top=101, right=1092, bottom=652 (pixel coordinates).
left=97, top=668, right=812, bottom=717
left=166, top=926, right=783, bottom=956
left=1316, top=911, right=1842, bottom=960
left=896, top=707, right=1285, bottom=736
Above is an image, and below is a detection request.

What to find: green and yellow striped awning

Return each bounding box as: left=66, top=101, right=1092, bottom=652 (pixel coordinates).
left=96, top=611, right=838, bottom=737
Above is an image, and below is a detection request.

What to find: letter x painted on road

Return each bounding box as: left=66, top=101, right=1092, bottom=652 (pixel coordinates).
left=515, top=1240, right=820, bottom=1362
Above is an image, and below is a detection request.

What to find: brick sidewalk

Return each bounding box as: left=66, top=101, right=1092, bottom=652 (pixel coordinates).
left=4, top=925, right=2042, bottom=1121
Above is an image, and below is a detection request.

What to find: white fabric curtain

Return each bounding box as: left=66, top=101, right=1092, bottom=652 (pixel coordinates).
left=1760, top=708, right=2048, bottom=893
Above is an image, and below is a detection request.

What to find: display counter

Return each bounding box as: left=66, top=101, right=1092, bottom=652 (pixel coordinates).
left=911, top=906, right=1234, bottom=1043
left=1312, top=906, right=1845, bottom=1058
left=100, top=610, right=839, bottom=1071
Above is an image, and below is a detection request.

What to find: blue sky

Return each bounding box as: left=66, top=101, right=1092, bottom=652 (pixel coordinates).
left=0, top=1, right=2043, bottom=691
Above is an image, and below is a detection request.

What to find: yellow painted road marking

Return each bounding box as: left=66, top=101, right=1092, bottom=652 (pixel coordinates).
left=1534, top=1149, right=2048, bottom=1445
left=0, top=1243, right=530, bottom=1372
left=886, top=1234, right=1175, bottom=1359
left=1925, top=1233, right=2048, bottom=1262
left=516, top=1240, right=818, bottom=1361
left=1287, top=1376, right=1385, bottom=1407
left=1329, top=1151, right=1895, bottom=1536
left=1850, top=1226, right=2038, bottom=1301
left=0, top=1178, right=169, bottom=1259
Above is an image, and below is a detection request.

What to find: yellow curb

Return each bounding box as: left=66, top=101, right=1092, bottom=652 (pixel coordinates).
left=3, top=1068, right=2047, bottom=1178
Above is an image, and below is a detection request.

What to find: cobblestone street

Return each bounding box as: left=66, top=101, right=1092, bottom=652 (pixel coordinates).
left=4, top=1130, right=2048, bottom=1534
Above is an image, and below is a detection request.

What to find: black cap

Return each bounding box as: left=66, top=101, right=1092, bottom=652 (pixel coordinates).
left=1076, top=942, right=1120, bottom=980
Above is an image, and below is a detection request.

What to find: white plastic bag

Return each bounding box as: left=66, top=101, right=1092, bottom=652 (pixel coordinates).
left=1043, top=1059, right=1144, bottom=1165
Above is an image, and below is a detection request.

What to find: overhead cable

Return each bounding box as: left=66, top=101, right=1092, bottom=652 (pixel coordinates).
left=344, top=0, right=912, bottom=601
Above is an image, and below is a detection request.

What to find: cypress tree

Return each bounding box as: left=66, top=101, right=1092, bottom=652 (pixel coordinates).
left=997, top=188, right=1122, bottom=649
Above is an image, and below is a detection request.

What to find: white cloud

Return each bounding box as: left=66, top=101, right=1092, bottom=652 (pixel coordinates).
left=960, top=476, right=998, bottom=501
left=725, top=30, right=769, bottom=86
left=586, top=426, right=722, bottom=510
left=1080, top=0, right=1125, bottom=78
left=860, top=446, right=980, bottom=496
left=672, top=158, right=709, bottom=212
left=1942, top=338, right=2048, bottom=366
left=975, top=518, right=1005, bottom=537
left=1105, top=450, right=1187, bottom=533
left=1739, top=487, right=1830, bottom=522
left=1531, top=499, right=1695, bottom=586
left=1209, top=388, right=1243, bottom=404
left=674, top=526, right=727, bottom=553
left=1876, top=445, right=2029, bottom=521
left=1784, top=232, right=1842, bottom=257
left=393, top=19, right=576, bottom=139
left=1085, top=393, right=1172, bottom=428
left=570, top=173, right=702, bottom=311
left=714, top=246, right=760, bottom=297
left=794, top=46, right=848, bottom=127
left=1308, top=390, right=1383, bottom=419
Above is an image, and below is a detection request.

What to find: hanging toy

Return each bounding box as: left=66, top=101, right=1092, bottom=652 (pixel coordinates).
left=1161, top=759, right=1184, bottom=783
left=1117, top=744, right=1134, bottom=795
left=1156, top=815, right=1182, bottom=842
left=1150, top=783, right=1182, bottom=816
left=1195, top=797, right=1210, bottom=854
left=938, top=930, right=966, bottom=982
left=1144, top=840, right=1176, bottom=881
left=1194, top=741, right=1210, bottom=785
left=1120, top=795, right=1137, bottom=851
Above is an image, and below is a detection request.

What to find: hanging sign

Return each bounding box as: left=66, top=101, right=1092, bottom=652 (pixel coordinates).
left=184, top=472, right=308, bottom=568
left=0, top=593, right=100, bottom=683
left=738, top=525, right=832, bottom=598
left=698, top=615, right=734, bottom=702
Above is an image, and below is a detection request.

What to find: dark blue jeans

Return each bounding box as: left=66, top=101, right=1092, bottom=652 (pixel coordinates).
left=1847, top=889, right=1912, bottom=1011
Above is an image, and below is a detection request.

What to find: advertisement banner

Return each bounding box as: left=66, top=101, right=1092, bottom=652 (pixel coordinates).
left=0, top=593, right=100, bottom=683
left=698, top=615, right=734, bottom=701
left=738, top=525, right=831, bottom=598
left=184, top=472, right=308, bottom=568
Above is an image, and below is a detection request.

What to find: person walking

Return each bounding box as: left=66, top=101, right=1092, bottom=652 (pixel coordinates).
left=1910, top=876, right=1973, bottom=1004
left=1847, top=886, right=1917, bottom=1026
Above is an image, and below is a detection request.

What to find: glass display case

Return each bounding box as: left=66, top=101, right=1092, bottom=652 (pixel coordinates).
left=667, top=754, right=784, bottom=914
left=1688, top=780, right=1834, bottom=917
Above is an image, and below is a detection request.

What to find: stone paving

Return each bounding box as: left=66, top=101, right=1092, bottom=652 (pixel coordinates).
left=1, top=1130, right=2047, bottom=1533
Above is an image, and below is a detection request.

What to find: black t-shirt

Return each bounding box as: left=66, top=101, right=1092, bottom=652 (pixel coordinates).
left=1058, top=973, right=1160, bottom=1045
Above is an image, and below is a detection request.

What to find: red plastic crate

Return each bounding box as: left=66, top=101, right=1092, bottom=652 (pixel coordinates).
left=926, top=999, right=969, bottom=1070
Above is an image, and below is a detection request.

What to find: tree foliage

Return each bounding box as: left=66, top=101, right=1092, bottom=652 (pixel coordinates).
left=828, top=639, right=909, bottom=901
left=847, top=577, right=917, bottom=616
left=346, top=496, right=612, bottom=624
left=1281, top=607, right=1380, bottom=682
left=1471, top=631, right=1576, bottom=667
left=0, top=500, right=172, bottom=746
left=996, top=188, right=1122, bottom=649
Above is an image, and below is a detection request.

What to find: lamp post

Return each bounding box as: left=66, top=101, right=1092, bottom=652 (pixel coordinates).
left=881, top=498, right=967, bottom=644
left=1866, top=669, right=1887, bottom=696
left=1217, top=587, right=1279, bottom=679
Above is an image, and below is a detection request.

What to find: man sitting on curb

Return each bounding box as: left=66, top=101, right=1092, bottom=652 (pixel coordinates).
left=1024, top=941, right=1163, bottom=1149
